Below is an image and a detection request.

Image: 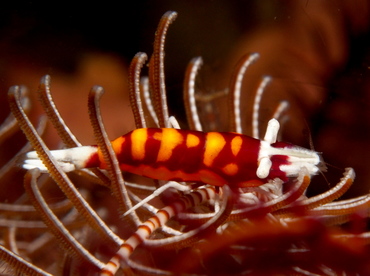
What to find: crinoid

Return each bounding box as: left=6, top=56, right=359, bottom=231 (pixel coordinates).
left=2, top=10, right=370, bottom=276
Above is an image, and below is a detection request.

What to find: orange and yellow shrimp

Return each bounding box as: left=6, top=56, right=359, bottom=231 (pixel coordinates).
left=23, top=119, right=321, bottom=190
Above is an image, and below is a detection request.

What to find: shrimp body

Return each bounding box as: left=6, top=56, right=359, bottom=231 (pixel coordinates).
left=23, top=119, right=322, bottom=189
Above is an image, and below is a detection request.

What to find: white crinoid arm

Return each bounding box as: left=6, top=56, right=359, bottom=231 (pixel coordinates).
left=22, top=146, right=98, bottom=173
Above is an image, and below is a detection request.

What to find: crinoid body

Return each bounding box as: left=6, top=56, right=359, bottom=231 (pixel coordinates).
left=1, top=10, right=370, bottom=276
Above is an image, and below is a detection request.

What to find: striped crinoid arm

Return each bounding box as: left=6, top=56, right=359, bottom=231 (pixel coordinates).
left=100, top=185, right=233, bottom=276
left=229, top=169, right=311, bottom=220
left=0, top=88, right=30, bottom=144
left=0, top=114, right=46, bottom=181
left=0, top=92, right=81, bottom=275
left=0, top=244, right=52, bottom=276
left=88, top=85, right=141, bottom=227
left=8, top=86, right=122, bottom=247
left=183, top=56, right=204, bottom=131
left=274, top=167, right=356, bottom=217
left=178, top=167, right=311, bottom=225
left=128, top=52, right=148, bottom=129
left=23, top=169, right=105, bottom=273
left=148, top=11, right=177, bottom=128
left=0, top=94, right=54, bottom=275
left=37, top=75, right=81, bottom=148
left=227, top=53, right=259, bottom=134
left=36, top=75, right=111, bottom=187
